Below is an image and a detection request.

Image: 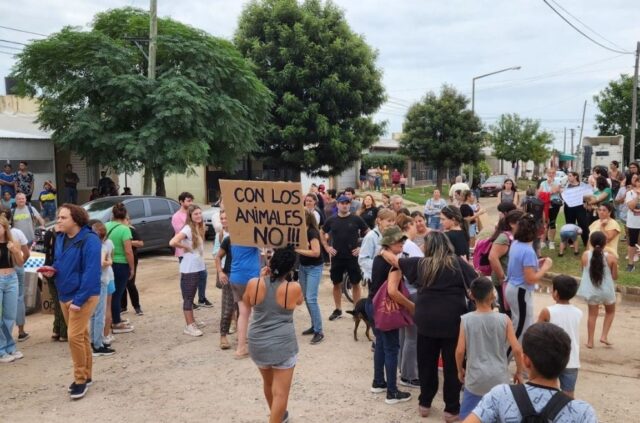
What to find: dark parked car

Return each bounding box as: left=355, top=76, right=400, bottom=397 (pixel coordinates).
left=480, top=175, right=508, bottom=197
left=34, top=196, right=180, bottom=253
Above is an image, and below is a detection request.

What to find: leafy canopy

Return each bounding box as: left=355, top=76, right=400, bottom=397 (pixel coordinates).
left=399, top=85, right=483, bottom=187
left=488, top=113, right=553, bottom=167
left=234, top=0, right=385, bottom=176
left=593, top=74, right=638, bottom=164
left=11, top=7, right=272, bottom=179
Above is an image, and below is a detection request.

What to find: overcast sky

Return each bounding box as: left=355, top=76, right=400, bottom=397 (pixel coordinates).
left=1, top=0, right=639, bottom=153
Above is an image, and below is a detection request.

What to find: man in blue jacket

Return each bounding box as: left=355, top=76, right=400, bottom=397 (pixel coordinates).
left=44, top=203, right=101, bottom=399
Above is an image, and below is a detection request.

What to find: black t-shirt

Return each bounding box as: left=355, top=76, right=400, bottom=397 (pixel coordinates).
left=446, top=230, right=469, bottom=258
left=369, top=255, right=394, bottom=300
left=460, top=203, right=475, bottom=224
left=322, top=213, right=369, bottom=259
left=299, top=228, right=323, bottom=266
left=219, top=236, right=233, bottom=274
left=399, top=256, right=475, bottom=338
left=360, top=207, right=379, bottom=229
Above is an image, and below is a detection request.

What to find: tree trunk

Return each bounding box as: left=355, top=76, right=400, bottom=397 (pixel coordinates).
left=143, top=167, right=153, bottom=195
left=153, top=166, right=166, bottom=197
left=436, top=166, right=445, bottom=192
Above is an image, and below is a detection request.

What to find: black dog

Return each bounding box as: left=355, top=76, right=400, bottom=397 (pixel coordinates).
left=345, top=299, right=372, bottom=342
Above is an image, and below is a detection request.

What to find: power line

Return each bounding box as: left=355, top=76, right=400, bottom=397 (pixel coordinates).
left=0, top=39, right=27, bottom=46
left=0, top=25, right=46, bottom=37
left=0, top=44, right=22, bottom=51
left=542, top=0, right=633, bottom=55
left=0, top=51, right=18, bottom=56
left=549, top=0, right=628, bottom=52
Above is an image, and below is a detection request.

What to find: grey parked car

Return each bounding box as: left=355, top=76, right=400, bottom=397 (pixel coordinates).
left=83, top=196, right=180, bottom=253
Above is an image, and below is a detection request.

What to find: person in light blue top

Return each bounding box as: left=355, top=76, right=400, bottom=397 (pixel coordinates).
left=504, top=214, right=552, bottom=347
left=424, top=190, right=448, bottom=230
left=229, top=244, right=260, bottom=359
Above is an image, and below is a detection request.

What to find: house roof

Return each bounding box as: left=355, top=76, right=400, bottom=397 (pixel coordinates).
left=0, top=112, right=51, bottom=140
left=371, top=138, right=400, bottom=150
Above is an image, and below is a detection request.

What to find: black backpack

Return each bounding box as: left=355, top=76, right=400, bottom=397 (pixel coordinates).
left=523, top=196, right=544, bottom=225
left=510, top=384, right=572, bottom=423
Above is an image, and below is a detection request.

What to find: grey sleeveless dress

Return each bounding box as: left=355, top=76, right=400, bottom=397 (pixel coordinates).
left=248, top=277, right=299, bottom=366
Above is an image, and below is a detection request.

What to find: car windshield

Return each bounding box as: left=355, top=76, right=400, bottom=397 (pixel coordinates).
left=83, top=198, right=121, bottom=221
left=485, top=176, right=505, bottom=184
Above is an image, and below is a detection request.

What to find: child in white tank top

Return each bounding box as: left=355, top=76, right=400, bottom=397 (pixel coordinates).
left=538, top=274, right=583, bottom=398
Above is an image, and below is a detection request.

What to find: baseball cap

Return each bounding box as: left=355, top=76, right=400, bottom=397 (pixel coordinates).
left=318, top=184, right=326, bottom=192
left=337, top=195, right=351, bottom=203
left=380, top=225, right=407, bottom=247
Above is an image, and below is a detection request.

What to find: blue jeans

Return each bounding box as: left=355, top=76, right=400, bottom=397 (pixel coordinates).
left=90, top=283, right=108, bottom=348
left=197, top=269, right=207, bottom=303
left=65, top=187, right=78, bottom=204
left=459, top=388, right=484, bottom=420
left=15, top=266, right=25, bottom=327
left=111, top=263, right=130, bottom=324
left=366, top=300, right=400, bottom=393
left=0, top=272, right=19, bottom=356
left=374, top=177, right=381, bottom=191
left=42, top=201, right=56, bottom=221
left=428, top=215, right=442, bottom=230
left=299, top=264, right=323, bottom=334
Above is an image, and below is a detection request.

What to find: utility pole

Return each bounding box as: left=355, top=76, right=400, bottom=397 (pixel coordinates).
left=630, top=41, right=639, bottom=164
left=578, top=100, right=587, bottom=154
left=570, top=128, right=575, bottom=156
left=143, top=0, right=158, bottom=195
left=563, top=127, right=567, bottom=153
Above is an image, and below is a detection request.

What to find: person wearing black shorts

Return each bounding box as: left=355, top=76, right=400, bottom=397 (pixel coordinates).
left=321, top=195, right=369, bottom=321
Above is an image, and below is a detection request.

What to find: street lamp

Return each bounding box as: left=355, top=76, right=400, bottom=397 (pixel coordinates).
left=470, top=66, right=521, bottom=182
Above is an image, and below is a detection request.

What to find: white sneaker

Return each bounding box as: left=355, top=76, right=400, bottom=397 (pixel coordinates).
left=112, top=325, right=134, bottom=334
left=548, top=242, right=555, bottom=250
left=183, top=324, right=203, bottom=337
left=0, top=354, right=16, bottom=363
left=10, top=350, right=24, bottom=360
left=195, top=321, right=206, bottom=329
left=103, top=334, right=115, bottom=344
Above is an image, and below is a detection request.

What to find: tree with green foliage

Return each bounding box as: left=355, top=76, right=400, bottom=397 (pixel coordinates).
left=234, top=0, right=385, bottom=176
left=488, top=113, right=553, bottom=179
left=399, top=85, right=483, bottom=190
left=593, top=74, right=638, bottom=164
left=11, top=7, right=272, bottom=196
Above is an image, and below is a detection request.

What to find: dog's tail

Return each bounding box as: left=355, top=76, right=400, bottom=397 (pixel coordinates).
left=345, top=310, right=356, bottom=316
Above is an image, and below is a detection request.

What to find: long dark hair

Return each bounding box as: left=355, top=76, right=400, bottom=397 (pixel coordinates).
left=441, top=205, right=469, bottom=241
left=418, top=231, right=456, bottom=289
left=588, top=231, right=606, bottom=287
left=490, top=210, right=524, bottom=242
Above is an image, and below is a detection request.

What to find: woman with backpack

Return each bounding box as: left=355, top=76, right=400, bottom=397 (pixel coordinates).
left=487, top=210, right=524, bottom=316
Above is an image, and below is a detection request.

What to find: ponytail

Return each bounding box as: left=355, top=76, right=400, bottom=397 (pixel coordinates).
left=588, top=232, right=606, bottom=287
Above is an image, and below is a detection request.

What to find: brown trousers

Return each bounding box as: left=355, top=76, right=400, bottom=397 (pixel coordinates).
left=61, top=296, right=99, bottom=384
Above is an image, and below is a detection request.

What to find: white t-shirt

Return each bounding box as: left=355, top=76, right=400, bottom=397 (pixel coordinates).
left=625, top=190, right=640, bottom=229
left=403, top=239, right=424, bottom=258
left=548, top=304, right=582, bottom=369
left=10, top=227, right=28, bottom=246
left=179, top=225, right=206, bottom=273
left=101, top=239, right=114, bottom=285
left=449, top=182, right=470, bottom=198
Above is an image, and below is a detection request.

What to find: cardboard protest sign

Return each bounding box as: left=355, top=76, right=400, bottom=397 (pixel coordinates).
left=219, top=180, right=308, bottom=248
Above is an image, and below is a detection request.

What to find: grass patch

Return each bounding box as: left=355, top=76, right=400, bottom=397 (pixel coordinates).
left=401, top=185, right=450, bottom=205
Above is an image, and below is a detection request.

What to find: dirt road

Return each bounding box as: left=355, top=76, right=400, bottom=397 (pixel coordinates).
left=3, top=246, right=640, bottom=422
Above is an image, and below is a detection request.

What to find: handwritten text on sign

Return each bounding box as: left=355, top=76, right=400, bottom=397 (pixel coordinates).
left=219, top=180, right=308, bottom=248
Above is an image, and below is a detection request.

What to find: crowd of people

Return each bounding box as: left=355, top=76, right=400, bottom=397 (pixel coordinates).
left=1, top=161, right=638, bottom=421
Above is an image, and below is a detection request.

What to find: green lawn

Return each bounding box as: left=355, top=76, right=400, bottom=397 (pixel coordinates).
left=402, top=185, right=446, bottom=205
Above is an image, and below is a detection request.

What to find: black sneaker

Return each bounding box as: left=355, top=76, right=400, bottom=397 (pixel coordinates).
left=328, top=309, right=342, bottom=321
left=68, top=378, right=92, bottom=392
left=370, top=381, right=387, bottom=393
left=69, top=383, right=88, bottom=399
left=92, top=345, right=116, bottom=357
left=192, top=302, right=200, bottom=310
left=281, top=410, right=290, bottom=423
left=398, top=377, right=420, bottom=388
left=627, top=264, right=636, bottom=272
left=18, top=332, right=30, bottom=342
left=385, top=390, right=411, bottom=404
left=198, top=299, right=214, bottom=308
left=302, top=327, right=315, bottom=336
left=310, top=333, right=324, bottom=344
left=134, top=307, right=144, bottom=316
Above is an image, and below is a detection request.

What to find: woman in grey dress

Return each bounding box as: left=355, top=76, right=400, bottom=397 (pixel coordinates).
left=244, top=247, right=303, bottom=423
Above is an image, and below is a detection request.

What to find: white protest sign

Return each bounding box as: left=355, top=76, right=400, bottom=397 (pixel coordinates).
left=561, top=183, right=593, bottom=208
